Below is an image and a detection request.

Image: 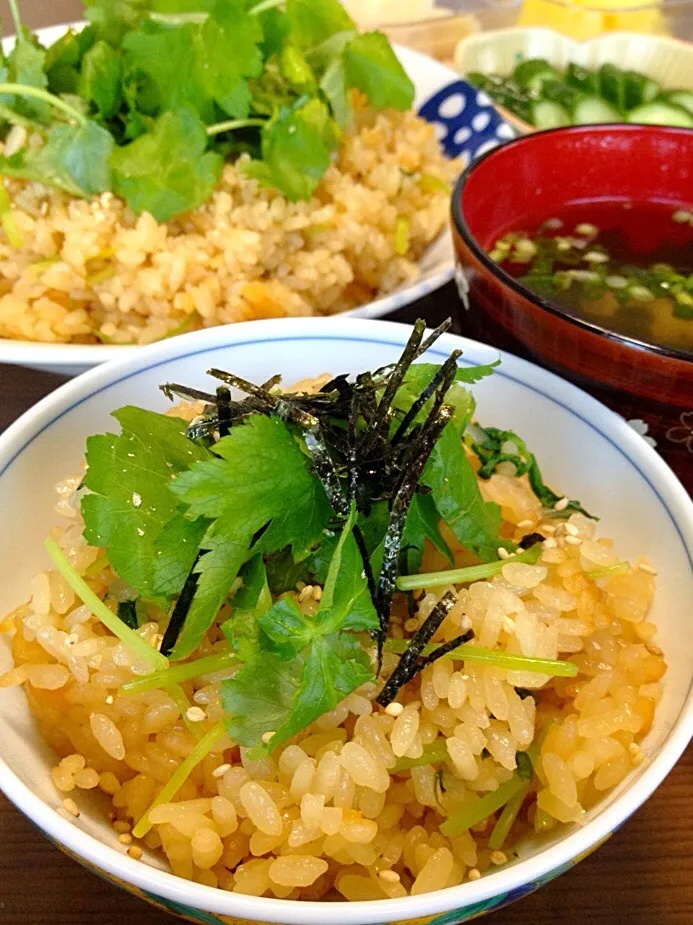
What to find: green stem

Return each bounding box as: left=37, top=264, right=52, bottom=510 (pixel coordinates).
left=440, top=740, right=540, bottom=838
left=7, top=0, right=22, bottom=37
left=383, top=637, right=578, bottom=678
left=45, top=538, right=167, bottom=670
left=206, top=118, right=266, bottom=137
left=0, top=102, right=37, bottom=130
left=393, top=740, right=448, bottom=772
left=0, top=84, right=87, bottom=125
left=396, top=544, right=543, bottom=591
left=488, top=782, right=530, bottom=850
left=121, top=651, right=236, bottom=696
left=132, top=720, right=226, bottom=838
left=585, top=561, right=629, bottom=580
left=249, top=0, right=284, bottom=15
left=148, top=11, right=208, bottom=24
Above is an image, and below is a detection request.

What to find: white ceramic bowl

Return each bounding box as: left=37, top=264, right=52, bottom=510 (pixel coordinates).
left=0, top=25, right=463, bottom=377
left=1, top=317, right=692, bottom=924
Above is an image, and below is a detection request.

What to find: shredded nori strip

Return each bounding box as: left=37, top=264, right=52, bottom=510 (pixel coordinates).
left=417, top=629, right=474, bottom=670
left=160, top=553, right=201, bottom=657
left=376, top=590, right=458, bottom=707
left=519, top=532, right=546, bottom=549
left=392, top=349, right=462, bottom=444
left=216, top=386, right=232, bottom=438
left=374, top=404, right=453, bottom=666
left=117, top=599, right=138, bottom=630
left=160, top=383, right=217, bottom=405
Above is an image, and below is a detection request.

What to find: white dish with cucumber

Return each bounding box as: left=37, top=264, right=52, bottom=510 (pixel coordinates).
left=455, top=28, right=693, bottom=132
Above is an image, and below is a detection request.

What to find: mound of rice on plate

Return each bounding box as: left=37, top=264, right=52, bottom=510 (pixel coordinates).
left=0, top=104, right=455, bottom=346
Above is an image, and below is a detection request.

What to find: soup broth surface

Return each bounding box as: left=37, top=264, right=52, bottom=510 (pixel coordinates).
left=491, top=200, right=693, bottom=355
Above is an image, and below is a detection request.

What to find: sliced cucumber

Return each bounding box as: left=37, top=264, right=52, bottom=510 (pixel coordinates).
left=542, top=79, right=581, bottom=111
left=572, top=96, right=622, bottom=125
left=623, top=71, right=661, bottom=111
left=627, top=100, right=693, bottom=128
left=513, top=58, right=560, bottom=92
left=662, top=90, right=693, bottom=116
left=598, top=63, right=626, bottom=111
left=531, top=100, right=571, bottom=129
left=565, top=62, right=599, bottom=95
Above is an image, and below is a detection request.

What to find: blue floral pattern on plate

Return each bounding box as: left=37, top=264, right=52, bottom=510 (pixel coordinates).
left=418, top=79, right=515, bottom=164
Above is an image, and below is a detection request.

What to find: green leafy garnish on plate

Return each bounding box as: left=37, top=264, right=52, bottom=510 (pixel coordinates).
left=0, top=0, right=416, bottom=217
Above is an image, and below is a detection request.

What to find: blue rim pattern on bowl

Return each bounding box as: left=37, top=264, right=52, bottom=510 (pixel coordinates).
left=418, top=79, right=515, bottom=162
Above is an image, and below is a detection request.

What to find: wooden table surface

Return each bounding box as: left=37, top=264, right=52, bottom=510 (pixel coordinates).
left=1, top=289, right=692, bottom=924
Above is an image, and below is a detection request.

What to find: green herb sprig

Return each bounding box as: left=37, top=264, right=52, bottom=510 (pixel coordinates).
left=0, top=0, right=415, bottom=220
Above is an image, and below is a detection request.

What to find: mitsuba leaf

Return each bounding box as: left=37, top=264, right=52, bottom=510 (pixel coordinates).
left=343, top=31, right=414, bottom=111
left=0, top=120, right=114, bottom=197
left=285, top=0, right=355, bottom=49
left=79, top=40, right=122, bottom=120
left=401, top=492, right=453, bottom=574
left=199, top=0, right=263, bottom=119
left=222, top=508, right=375, bottom=751
left=121, top=21, right=213, bottom=121
left=110, top=107, right=223, bottom=220
left=242, top=98, right=339, bottom=201
left=81, top=406, right=211, bottom=603
left=221, top=555, right=272, bottom=660
left=423, top=422, right=509, bottom=562
left=168, top=414, right=331, bottom=659
left=45, top=27, right=96, bottom=95
left=6, top=29, right=50, bottom=120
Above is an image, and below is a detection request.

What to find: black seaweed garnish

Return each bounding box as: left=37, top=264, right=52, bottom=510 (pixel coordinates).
left=376, top=590, right=458, bottom=707
left=158, top=319, right=472, bottom=663
left=117, top=599, right=138, bottom=630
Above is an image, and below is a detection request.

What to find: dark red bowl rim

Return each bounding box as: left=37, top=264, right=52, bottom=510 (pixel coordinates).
left=451, top=124, right=693, bottom=366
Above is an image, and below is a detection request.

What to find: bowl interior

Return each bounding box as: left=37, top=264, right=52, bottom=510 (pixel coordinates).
left=458, top=124, right=693, bottom=250
left=1, top=319, right=693, bottom=921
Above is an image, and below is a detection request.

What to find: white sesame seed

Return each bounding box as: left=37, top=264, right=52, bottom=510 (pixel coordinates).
left=517, top=519, right=534, bottom=530
left=583, top=251, right=609, bottom=264
left=565, top=536, right=582, bottom=546
left=185, top=706, right=207, bottom=723
left=554, top=497, right=569, bottom=512
left=261, top=731, right=275, bottom=744
left=298, top=585, right=314, bottom=603
left=564, top=523, right=579, bottom=537
left=646, top=643, right=663, bottom=657
left=105, top=695, right=114, bottom=705
left=378, top=869, right=401, bottom=883
left=629, top=743, right=644, bottom=766
left=313, top=586, right=322, bottom=602
left=131, top=492, right=142, bottom=508
left=497, top=547, right=510, bottom=560
left=385, top=702, right=404, bottom=717
left=212, top=763, right=231, bottom=778
left=543, top=537, right=557, bottom=549
left=62, top=798, right=79, bottom=817
left=672, top=209, right=692, bottom=224
left=575, top=223, right=598, bottom=236
left=638, top=562, right=658, bottom=576
left=489, top=850, right=508, bottom=865
left=468, top=868, right=481, bottom=881
left=542, top=523, right=557, bottom=534
left=128, top=845, right=143, bottom=860
left=118, top=832, right=133, bottom=845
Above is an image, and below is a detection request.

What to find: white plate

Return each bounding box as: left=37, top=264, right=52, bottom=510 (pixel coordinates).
left=1, top=317, right=692, bottom=924
left=0, top=25, right=463, bottom=376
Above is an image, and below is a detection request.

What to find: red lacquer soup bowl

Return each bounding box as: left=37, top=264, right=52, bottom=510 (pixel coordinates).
left=451, top=124, right=693, bottom=490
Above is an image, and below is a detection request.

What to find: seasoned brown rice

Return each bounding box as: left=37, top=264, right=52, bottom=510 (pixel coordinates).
left=0, top=448, right=666, bottom=901
left=0, top=103, right=456, bottom=346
